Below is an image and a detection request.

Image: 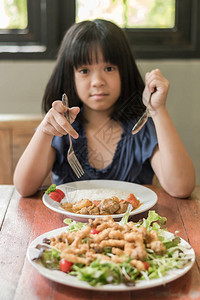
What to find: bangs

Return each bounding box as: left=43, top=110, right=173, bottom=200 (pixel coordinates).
left=70, top=30, right=120, bottom=69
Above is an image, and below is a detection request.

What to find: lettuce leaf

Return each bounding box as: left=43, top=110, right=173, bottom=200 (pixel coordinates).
left=45, top=184, right=56, bottom=194
left=139, top=210, right=167, bottom=232
left=63, top=218, right=86, bottom=231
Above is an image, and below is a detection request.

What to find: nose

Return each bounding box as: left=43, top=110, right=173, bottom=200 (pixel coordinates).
left=91, top=71, right=105, bottom=87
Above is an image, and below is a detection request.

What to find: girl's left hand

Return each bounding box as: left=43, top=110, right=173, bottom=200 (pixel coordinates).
left=143, top=69, right=169, bottom=111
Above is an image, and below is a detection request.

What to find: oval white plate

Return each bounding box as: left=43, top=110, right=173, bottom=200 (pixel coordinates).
left=43, top=180, right=157, bottom=222
left=27, top=227, right=195, bottom=291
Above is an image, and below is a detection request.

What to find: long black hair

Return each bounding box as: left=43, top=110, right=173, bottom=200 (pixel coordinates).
left=42, top=19, right=145, bottom=122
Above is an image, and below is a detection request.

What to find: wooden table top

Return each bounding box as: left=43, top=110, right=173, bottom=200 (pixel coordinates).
left=0, top=185, right=200, bottom=300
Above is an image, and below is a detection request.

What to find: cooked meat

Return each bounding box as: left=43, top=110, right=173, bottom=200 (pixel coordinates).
left=148, top=240, right=166, bottom=255
left=89, top=215, right=114, bottom=227
left=88, top=204, right=100, bottom=215
left=77, top=207, right=90, bottom=214
left=98, top=198, right=120, bottom=215
left=60, top=202, right=73, bottom=212
left=90, top=228, right=112, bottom=243
left=130, top=259, right=146, bottom=271
left=77, top=204, right=100, bottom=215
left=130, top=246, right=147, bottom=260
left=115, top=200, right=129, bottom=214
left=73, top=199, right=92, bottom=211
left=108, top=230, right=124, bottom=239
left=51, top=215, right=167, bottom=271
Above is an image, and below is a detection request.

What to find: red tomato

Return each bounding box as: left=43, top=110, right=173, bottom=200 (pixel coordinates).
left=59, top=259, right=73, bottom=273
left=126, top=193, right=140, bottom=208
left=90, top=228, right=100, bottom=234
left=126, top=193, right=137, bottom=201
left=143, top=262, right=150, bottom=271
left=48, top=191, right=62, bottom=202
left=55, top=189, right=65, bottom=199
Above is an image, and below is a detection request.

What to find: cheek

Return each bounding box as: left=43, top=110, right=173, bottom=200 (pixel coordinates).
left=74, top=78, right=84, bottom=95
left=113, top=76, right=121, bottom=96
left=74, top=80, right=89, bottom=103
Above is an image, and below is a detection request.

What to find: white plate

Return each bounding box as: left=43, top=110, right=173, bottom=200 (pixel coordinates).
left=27, top=227, right=195, bottom=291
left=43, top=180, right=157, bottom=222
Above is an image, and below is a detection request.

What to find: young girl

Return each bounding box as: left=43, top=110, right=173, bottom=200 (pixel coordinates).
left=14, top=19, right=195, bottom=198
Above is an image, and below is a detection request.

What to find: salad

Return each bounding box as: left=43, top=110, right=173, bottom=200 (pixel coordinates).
left=32, top=211, right=194, bottom=287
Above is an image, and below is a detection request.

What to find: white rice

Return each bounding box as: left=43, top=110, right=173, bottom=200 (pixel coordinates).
left=63, top=188, right=131, bottom=204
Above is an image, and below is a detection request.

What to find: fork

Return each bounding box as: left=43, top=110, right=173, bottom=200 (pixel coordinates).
left=132, top=90, right=155, bottom=135
left=62, top=93, right=84, bottom=178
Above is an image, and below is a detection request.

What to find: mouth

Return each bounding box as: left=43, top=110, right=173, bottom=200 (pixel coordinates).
left=90, top=93, right=109, bottom=100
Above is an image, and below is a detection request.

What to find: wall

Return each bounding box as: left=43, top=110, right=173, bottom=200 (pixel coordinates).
left=0, top=59, right=199, bottom=184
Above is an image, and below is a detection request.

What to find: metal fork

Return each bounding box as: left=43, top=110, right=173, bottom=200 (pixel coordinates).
left=62, top=93, right=84, bottom=178
left=132, top=90, right=155, bottom=135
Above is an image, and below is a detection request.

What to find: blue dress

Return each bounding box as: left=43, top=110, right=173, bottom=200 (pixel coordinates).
left=51, top=118, right=158, bottom=185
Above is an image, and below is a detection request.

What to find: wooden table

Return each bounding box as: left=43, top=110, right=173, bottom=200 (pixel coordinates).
left=1, top=185, right=200, bottom=300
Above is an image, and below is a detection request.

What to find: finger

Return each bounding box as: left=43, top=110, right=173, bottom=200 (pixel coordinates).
left=69, top=107, right=80, bottom=122
left=51, top=103, right=79, bottom=138
left=52, top=100, right=66, bottom=113
left=42, top=120, right=65, bottom=137
left=53, top=100, right=80, bottom=124
left=53, top=113, right=79, bottom=139
left=46, top=107, right=79, bottom=138
left=145, top=69, right=162, bottom=93
left=46, top=111, right=69, bottom=136
left=145, top=73, right=155, bottom=93
left=145, top=69, right=161, bottom=83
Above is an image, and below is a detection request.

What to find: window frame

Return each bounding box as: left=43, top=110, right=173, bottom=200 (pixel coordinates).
left=127, top=0, right=200, bottom=59
left=0, top=0, right=199, bottom=60
left=0, top=0, right=75, bottom=59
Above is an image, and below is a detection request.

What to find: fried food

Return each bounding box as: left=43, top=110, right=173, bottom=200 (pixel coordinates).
left=50, top=216, right=166, bottom=271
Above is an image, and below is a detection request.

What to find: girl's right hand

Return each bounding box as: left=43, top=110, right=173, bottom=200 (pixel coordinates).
left=39, top=100, right=80, bottom=139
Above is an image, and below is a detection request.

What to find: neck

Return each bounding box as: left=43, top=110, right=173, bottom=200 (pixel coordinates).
left=83, top=106, right=113, bottom=129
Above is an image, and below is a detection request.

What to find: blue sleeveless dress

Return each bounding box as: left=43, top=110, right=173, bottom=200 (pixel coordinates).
left=51, top=118, right=158, bottom=185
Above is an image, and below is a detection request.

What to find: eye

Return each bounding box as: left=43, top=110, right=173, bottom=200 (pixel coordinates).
left=105, top=66, right=115, bottom=72
left=79, top=68, right=89, bottom=74
left=76, top=65, right=90, bottom=74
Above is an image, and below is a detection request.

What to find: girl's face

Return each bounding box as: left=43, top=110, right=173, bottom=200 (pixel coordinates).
left=74, top=49, right=121, bottom=114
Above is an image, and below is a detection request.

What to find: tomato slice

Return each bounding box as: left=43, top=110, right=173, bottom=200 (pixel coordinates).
left=126, top=193, right=140, bottom=208
left=48, top=191, right=62, bottom=203
left=143, top=262, right=150, bottom=271
left=126, top=193, right=137, bottom=201
left=90, top=228, right=100, bottom=234
left=59, top=259, right=73, bottom=273
left=55, top=189, right=65, bottom=199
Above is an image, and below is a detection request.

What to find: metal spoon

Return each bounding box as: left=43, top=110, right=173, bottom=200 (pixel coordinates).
left=132, top=92, right=153, bottom=135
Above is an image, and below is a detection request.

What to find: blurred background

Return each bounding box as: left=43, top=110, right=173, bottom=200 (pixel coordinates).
left=0, top=0, right=199, bottom=185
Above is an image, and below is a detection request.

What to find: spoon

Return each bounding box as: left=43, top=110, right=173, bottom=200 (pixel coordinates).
left=132, top=92, right=153, bottom=135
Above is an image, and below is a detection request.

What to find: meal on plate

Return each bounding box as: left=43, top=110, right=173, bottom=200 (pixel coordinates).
left=32, top=211, right=193, bottom=286
left=45, top=184, right=141, bottom=215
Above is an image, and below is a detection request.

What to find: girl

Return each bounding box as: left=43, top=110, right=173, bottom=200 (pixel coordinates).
left=14, top=19, right=195, bottom=198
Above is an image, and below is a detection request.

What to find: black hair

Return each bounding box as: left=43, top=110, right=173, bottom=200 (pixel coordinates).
left=42, top=19, right=145, bottom=122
